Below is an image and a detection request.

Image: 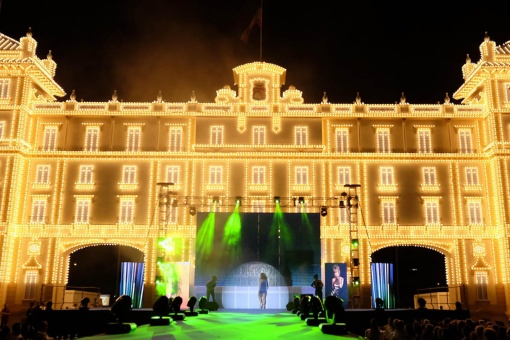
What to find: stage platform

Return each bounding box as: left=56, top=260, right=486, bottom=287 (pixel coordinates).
left=42, top=307, right=469, bottom=339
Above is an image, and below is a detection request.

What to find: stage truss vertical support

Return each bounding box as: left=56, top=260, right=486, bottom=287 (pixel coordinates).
left=155, top=182, right=175, bottom=293
left=341, top=184, right=361, bottom=308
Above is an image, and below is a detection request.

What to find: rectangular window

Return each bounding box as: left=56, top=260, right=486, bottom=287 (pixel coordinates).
left=211, top=126, right=224, bottom=145
left=122, top=166, right=137, bottom=184
left=380, top=167, right=394, bottom=185
left=42, top=126, right=58, bottom=151
left=75, top=199, right=91, bottom=224
left=35, top=165, right=50, bottom=184
left=0, top=121, right=5, bottom=139
left=169, top=127, right=183, bottom=151
left=422, top=167, right=437, bottom=185
left=335, top=128, right=349, bottom=152
left=459, top=129, right=473, bottom=153
left=24, top=271, right=38, bottom=300
left=78, top=165, right=94, bottom=184
left=126, top=127, right=141, bottom=152
left=468, top=201, right=483, bottom=225
left=0, top=79, right=10, bottom=99
left=425, top=201, right=440, bottom=224
left=295, top=127, right=308, bottom=145
left=209, top=166, right=222, bottom=184
left=252, top=200, right=264, bottom=213
left=252, top=166, right=266, bottom=184
left=466, top=167, right=479, bottom=186
left=119, top=199, right=134, bottom=224
left=382, top=202, right=396, bottom=224
left=377, top=128, right=390, bottom=153
left=475, top=272, right=489, bottom=300
left=166, top=166, right=180, bottom=184
left=418, top=129, right=432, bottom=153
left=295, top=166, right=308, bottom=185
left=85, top=126, right=100, bottom=151
left=337, top=167, right=351, bottom=186
left=31, top=199, right=46, bottom=224
left=253, top=126, right=266, bottom=145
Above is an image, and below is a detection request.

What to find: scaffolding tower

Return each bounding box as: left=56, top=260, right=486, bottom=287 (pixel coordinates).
left=340, top=184, right=361, bottom=308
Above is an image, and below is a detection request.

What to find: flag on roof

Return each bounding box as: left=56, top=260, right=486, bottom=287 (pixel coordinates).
left=240, top=7, right=262, bottom=43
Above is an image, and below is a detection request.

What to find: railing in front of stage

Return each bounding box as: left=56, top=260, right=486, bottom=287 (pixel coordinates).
left=414, top=284, right=467, bottom=310
left=40, top=284, right=102, bottom=310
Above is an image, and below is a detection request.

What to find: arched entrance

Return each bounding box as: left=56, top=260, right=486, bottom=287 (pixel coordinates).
left=68, top=245, right=144, bottom=305
left=371, top=246, right=447, bottom=308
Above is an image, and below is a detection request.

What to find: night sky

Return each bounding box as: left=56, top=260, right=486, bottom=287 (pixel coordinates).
left=1, top=1, right=510, bottom=104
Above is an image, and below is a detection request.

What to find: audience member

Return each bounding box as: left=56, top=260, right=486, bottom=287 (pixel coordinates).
left=364, top=317, right=383, bottom=340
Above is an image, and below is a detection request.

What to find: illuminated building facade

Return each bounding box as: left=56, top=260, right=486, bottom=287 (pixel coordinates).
left=0, top=30, right=510, bottom=319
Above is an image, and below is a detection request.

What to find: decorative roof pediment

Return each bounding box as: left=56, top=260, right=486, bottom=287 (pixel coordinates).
left=232, top=62, right=287, bottom=103
left=0, top=33, right=20, bottom=50
left=495, top=41, right=510, bottom=54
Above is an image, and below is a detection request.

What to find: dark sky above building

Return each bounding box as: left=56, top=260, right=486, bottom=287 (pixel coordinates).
left=1, top=1, right=510, bottom=104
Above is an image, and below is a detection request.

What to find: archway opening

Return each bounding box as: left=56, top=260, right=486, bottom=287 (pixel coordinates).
left=68, top=245, right=143, bottom=305
left=371, top=246, right=447, bottom=309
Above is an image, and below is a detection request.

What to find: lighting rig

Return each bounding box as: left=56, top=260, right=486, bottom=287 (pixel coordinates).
left=338, top=184, right=361, bottom=308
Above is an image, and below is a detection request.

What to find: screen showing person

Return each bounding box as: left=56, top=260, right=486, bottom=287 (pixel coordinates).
left=324, top=263, right=348, bottom=309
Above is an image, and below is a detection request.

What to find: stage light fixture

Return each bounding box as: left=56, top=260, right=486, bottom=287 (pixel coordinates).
left=235, top=196, right=242, bottom=206
left=339, top=200, right=345, bottom=208
left=353, top=277, right=360, bottom=286
left=212, top=196, right=220, bottom=204
left=170, top=296, right=183, bottom=313
left=298, top=196, right=305, bottom=204
left=185, top=296, right=198, bottom=316
left=352, top=258, right=360, bottom=267
left=189, top=206, right=196, bottom=216
left=152, top=296, right=169, bottom=317
left=187, top=296, right=197, bottom=312
left=351, top=239, right=359, bottom=248
left=320, top=206, right=328, bottom=217
left=151, top=295, right=172, bottom=326
left=110, top=295, right=132, bottom=323
left=274, top=196, right=280, bottom=204
left=198, top=296, right=207, bottom=310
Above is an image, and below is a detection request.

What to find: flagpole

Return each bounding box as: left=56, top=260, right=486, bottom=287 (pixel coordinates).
left=259, top=0, right=263, bottom=62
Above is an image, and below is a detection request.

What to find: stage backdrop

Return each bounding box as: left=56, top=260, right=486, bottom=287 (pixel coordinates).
left=370, top=262, right=396, bottom=308
left=195, top=212, right=320, bottom=288
left=325, top=263, right=348, bottom=309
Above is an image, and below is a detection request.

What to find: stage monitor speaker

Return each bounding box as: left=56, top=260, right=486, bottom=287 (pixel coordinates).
left=205, top=301, right=219, bottom=311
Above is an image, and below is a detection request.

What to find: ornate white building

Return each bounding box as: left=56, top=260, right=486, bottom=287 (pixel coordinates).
left=0, top=29, right=509, bottom=320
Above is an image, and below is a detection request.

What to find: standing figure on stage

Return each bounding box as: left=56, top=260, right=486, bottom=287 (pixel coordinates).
left=206, top=275, right=217, bottom=302
left=330, top=264, right=344, bottom=297
left=258, top=273, right=269, bottom=309
left=311, top=274, right=324, bottom=301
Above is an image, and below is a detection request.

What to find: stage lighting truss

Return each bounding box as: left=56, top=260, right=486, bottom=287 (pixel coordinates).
left=173, top=195, right=355, bottom=210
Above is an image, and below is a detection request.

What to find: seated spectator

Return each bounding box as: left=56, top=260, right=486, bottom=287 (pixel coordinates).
left=364, top=318, right=383, bottom=340
left=35, top=320, right=53, bottom=340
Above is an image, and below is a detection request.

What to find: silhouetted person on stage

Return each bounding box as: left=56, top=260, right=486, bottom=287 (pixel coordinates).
left=311, top=274, right=324, bottom=301
left=258, top=273, right=268, bottom=309
left=206, top=275, right=217, bottom=302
